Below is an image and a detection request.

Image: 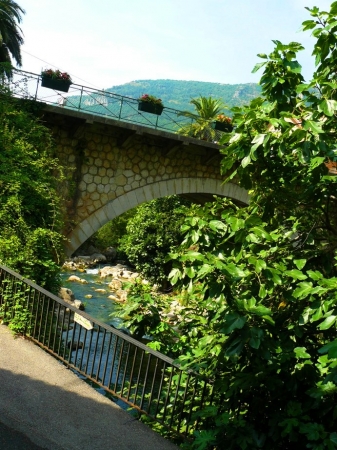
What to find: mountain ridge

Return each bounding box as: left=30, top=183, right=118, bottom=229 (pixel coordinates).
left=105, top=79, right=261, bottom=112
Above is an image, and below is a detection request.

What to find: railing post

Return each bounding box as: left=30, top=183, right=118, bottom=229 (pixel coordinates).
left=34, top=77, right=40, bottom=101
left=118, top=97, right=124, bottom=119
left=79, top=86, right=84, bottom=111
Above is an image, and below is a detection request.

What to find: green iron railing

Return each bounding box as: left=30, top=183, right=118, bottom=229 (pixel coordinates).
left=0, top=263, right=214, bottom=441
left=7, top=69, right=226, bottom=141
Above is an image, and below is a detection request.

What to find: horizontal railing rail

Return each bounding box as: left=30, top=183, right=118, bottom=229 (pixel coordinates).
left=0, top=263, right=213, bottom=440
left=6, top=69, right=225, bottom=141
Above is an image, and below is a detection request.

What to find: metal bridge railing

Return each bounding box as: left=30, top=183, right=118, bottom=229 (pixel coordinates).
left=0, top=263, right=214, bottom=440
left=6, top=69, right=223, bottom=141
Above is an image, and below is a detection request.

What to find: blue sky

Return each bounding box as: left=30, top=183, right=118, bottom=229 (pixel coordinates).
left=19, top=0, right=333, bottom=90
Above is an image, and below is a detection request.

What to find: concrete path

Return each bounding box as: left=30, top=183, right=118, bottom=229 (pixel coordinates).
left=0, top=324, right=178, bottom=450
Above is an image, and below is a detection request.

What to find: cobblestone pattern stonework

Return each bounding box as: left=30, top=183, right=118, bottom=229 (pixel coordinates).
left=43, top=108, right=248, bottom=255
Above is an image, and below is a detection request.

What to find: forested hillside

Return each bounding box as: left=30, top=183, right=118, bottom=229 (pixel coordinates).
left=105, top=79, right=261, bottom=112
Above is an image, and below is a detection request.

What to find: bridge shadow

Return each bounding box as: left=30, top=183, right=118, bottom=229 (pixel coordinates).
left=0, top=418, right=46, bottom=450
left=0, top=365, right=178, bottom=450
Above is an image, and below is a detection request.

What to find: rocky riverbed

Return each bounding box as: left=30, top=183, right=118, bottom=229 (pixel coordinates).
left=59, top=262, right=139, bottom=325
left=59, top=245, right=183, bottom=334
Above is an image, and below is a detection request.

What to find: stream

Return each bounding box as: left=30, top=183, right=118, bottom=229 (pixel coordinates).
left=60, top=267, right=129, bottom=408
left=60, top=267, right=123, bottom=327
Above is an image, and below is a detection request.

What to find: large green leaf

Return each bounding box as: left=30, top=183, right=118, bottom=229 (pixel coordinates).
left=266, top=268, right=282, bottom=285
left=303, top=120, right=324, bottom=134
left=226, top=216, right=245, bottom=231
left=241, top=155, right=251, bottom=168
left=223, top=263, right=246, bottom=278
left=251, top=226, right=272, bottom=240
left=168, top=268, right=181, bottom=284
left=249, top=305, right=272, bottom=316
left=318, top=339, right=337, bottom=358
left=284, top=269, right=307, bottom=280
left=222, top=313, right=247, bottom=333
left=318, top=315, right=337, bottom=330
left=294, top=259, right=306, bottom=270
left=255, top=259, right=267, bottom=273
left=294, top=347, right=311, bottom=359
left=307, top=270, right=323, bottom=280
left=258, top=284, right=267, bottom=299
left=185, top=266, right=196, bottom=279
left=293, top=282, right=313, bottom=299
left=225, top=336, right=244, bottom=356
left=318, top=99, right=337, bottom=116
left=209, top=220, right=227, bottom=232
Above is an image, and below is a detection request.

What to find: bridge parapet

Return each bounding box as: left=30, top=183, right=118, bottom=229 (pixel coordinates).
left=10, top=69, right=224, bottom=139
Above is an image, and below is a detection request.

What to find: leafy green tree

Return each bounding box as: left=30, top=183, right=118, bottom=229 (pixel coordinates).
left=0, top=0, right=25, bottom=78
left=0, top=90, right=65, bottom=292
left=91, top=209, right=136, bottom=252
left=177, top=96, right=227, bottom=141
left=160, top=3, right=337, bottom=448
left=119, top=196, right=191, bottom=288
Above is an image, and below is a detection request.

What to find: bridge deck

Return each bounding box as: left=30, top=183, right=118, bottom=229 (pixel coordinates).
left=0, top=324, right=177, bottom=450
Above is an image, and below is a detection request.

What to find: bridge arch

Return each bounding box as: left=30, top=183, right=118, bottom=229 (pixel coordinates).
left=66, top=177, right=249, bottom=256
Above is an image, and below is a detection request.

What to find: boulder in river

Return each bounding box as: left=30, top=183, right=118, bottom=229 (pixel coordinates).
left=58, top=287, right=85, bottom=311
left=67, top=275, right=88, bottom=284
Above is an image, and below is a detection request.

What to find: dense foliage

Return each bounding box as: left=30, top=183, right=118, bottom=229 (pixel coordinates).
left=91, top=209, right=136, bottom=254
left=0, top=90, right=65, bottom=292
left=119, top=196, right=191, bottom=287
left=120, top=3, right=337, bottom=449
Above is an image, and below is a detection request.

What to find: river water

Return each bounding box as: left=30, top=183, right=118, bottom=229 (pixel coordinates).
left=60, top=267, right=130, bottom=408
left=60, top=267, right=123, bottom=327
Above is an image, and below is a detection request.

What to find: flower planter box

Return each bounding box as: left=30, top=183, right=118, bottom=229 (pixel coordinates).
left=211, top=121, right=233, bottom=132
left=138, top=101, right=163, bottom=115
left=41, top=77, right=71, bottom=93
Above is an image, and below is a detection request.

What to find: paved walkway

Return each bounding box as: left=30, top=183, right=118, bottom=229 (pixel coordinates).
left=0, top=325, right=178, bottom=450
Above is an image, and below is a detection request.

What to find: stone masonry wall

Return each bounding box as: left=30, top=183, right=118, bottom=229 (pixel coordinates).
left=51, top=120, right=224, bottom=234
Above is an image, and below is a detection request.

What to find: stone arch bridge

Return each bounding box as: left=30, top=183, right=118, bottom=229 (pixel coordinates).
left=41, top=105, right=249, bottom=256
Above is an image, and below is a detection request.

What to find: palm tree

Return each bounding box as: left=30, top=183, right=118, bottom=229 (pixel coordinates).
left=0, top=0, right=25, bottom=78
left=177, top=96, right=225, bottom=141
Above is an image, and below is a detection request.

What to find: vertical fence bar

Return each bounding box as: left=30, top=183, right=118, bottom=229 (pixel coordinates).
left=78, top=327, right=88, bottom=372
left=132, top=349, right=145, bottom=406
left=95, top=328, right=107, bottom=383
left=107, top=335, right=119, bottom=389
left=101, top=332, right=113, bottom=387
left=126, top=346, right=139, bottom=401
left=89, top=326, right=101, bottom=378
left=119, top=342, right=131, bottom=395
left=139, top=353, right=152, bottom=410
left=114, top=340, right=125, bottom=394
left=84, top=328, right=94, bottom=373
left=51, top=301, right=61, bottom=352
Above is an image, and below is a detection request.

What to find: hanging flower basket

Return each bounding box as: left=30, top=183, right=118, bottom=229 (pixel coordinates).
left=211, top=114, right=233, bottom=132
left=324, top=159, right=337, bottom=175
left=138, top=94, right=164, bottom=115
left=138, top=100, right=164, bottom=115
left=41, top=76, right=72, bottom=92
left=41, top=68, right=72, bottom=93
left=211, top=120, right=233, bottom=132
